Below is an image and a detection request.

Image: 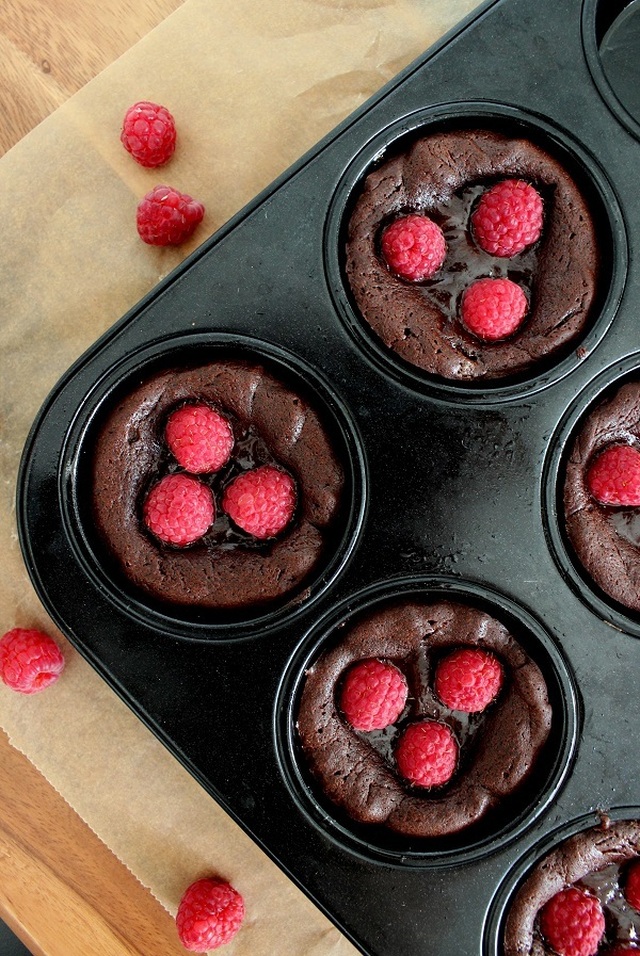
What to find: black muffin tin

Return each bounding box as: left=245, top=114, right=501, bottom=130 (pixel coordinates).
left=17, top=0, right=640, bottom=953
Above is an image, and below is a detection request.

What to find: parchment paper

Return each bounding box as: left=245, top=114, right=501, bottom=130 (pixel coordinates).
left=0, top=0, right=481, bottom=951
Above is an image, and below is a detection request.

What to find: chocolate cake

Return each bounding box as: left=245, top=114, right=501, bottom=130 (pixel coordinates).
left=564, top=380, right=640, bottom=613
left=91, top=358, right=345, bottom=610
left=344, top=128, right=599, bottom=381
left=503, top=817, right=640, bottom=955
left=296, top=599, right=552, bottom=838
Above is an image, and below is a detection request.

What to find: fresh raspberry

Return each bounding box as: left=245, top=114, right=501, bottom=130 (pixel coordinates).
left=380, top=214, right=447, bottom=281
left=395, top=720, right=458, bottom=788
left=586, top=444, right=640, bottom=507
left=166, top=404, right=234, bottom=474
left=121, top=100, right=177, bottom=167
left=604, top=946, right=640, bottom=955
left=472, top=178, right=544, bottom=257
left=222, top=465, right=296, bottom=539
left=136, top=185, right=205, bottom=246
left=460, top=277, right=528, bottom=341
left=339, top=659, right=408, bottom=731
left=0, top=628, right=64, bottom=694
left=176, top=877, right=245, bottom=951
left=143, top=473, right=214, bottom=546
left=539, top=887, right=605, bottom=956
left=434, top=648, right=504, bottom=713
left=624, top=858, right=640, bottom=909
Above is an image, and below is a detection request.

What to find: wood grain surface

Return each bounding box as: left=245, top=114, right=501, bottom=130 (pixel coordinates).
left=0, top=0, right=185, bottom=156
left=0, top=1, right=188, bottom=951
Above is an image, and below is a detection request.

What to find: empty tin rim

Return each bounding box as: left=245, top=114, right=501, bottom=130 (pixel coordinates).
left=274, top=575, right=579, bottom=867
left=324, top=101, right=626, bottom=406
left=582, top=0, right=640, bottom=142
left=59, top=331, right=368, bottom=641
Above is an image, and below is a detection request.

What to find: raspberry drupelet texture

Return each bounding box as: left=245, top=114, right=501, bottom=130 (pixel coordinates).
left=136, top=185, right=205, bottom=246
left=472, top=178, right=544, bottom=257
left=0, top=628, right=64, bottom=694
left=176, top=877, right=245, bottom=951
left=380, top=214, right=447, bottom=281
left=339, top=659, right=408, bottom=732
left=625, top=859, right=640, bottom=910
left=460, top=277, right=528, bottom=341
left=222, top=465, right=297, bottom=540
left=434, top=647, right=504, bottom=713
left=143, top=473, right=214, bottom=546
left=166, top=403, right=234, bottom=474
left=539, top=887, right=605, bottom=956
left=121, top=101, right=177, bottom=168
left=586, top=444, right=640, bottom=507
left=395, top=720, right=458, bottom=788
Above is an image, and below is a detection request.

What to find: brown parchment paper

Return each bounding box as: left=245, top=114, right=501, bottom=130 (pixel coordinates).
left=0, top=0, right=481, bottom=951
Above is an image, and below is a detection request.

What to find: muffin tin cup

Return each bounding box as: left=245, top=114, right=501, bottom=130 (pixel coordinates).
left=543, top=353, right=640, bottom=638
left=583, top=0, right=640, bottom=142
left=324, top=101, right=627, bottom=405
left=483, top=807, right=640, bottom=955
left=275, top=575, right=579, bottom=868
left=58, top=331, right=369, bottom=641
left=15, top=0, right=640, bottom=953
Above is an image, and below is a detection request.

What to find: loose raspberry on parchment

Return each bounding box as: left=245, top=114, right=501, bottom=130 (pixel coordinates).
left=539, top=886, right=605, bottom=956
left=0, top=628, right=64, bottom=694
left=339, top=659, right=408, bottom=732
left=472, top=178, right=543, bottom=258
left=176, top=877, right=245, bottom=951
left=121, top=100, right=177, bottom=168
left=222, top=465, right=297, bottom=540
left=587, top=444, right=640, bottom=507
left=395, top=720, right=458, bottom=788
left=136, top=185, right=205, bottom=246
left=166, top=403, right=234, bottom=474
left=434, top=647, right=504, bottom=713
left=143, top=473, right=214, bottom=546
left=380, top=213, right=447, bottom=281
left=460, top=276, right=528, bottom=341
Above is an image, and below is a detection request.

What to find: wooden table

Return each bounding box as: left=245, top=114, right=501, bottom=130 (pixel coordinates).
left=0, top=3, right=197, bottom=952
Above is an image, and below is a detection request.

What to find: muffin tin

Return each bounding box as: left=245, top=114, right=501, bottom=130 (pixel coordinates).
left=16, top=0, right=640, bottom=953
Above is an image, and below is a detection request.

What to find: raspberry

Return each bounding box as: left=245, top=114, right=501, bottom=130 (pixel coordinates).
left=166, top=404, right=234, bottom=474
left=222, top=465, right=296, bottom=539
left=472, top=178, right=543, bottom=257
left=434, top=648, right=504, bottom=713
left=460, top=277, right=528, bottom=341
left=586, top=445, right=640, bottom=507
left=0, top=628, right=64, bottom=694
left=380, top=214, right=446, bottom=281
left=176, top=877, right=245, bottom=951
left=136, top=185, right=205, bottom=246
left=143, top=473, right=214, bottom=546
left=624, top=858, right=640, bottom=909
left=339, top=659, right=408, bottom=731
left=605, top=946, right=640, bottom=955
left=395, top=720, right=458, bottom=788
left=121, top=100, right=177, bottom=168
left=539, top=887, right=605, bottom=956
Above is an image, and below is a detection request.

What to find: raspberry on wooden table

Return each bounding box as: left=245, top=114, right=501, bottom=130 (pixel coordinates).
left=586, top=444, right=640, bottom=507
left=136, top=185, right=205, bottom=246
left=395, top=720, right=458, bottom=788
left=0, top=628, right=64, bottom=694
left=166, top=403, right=234, bottom=474
left=460, top=277, right=528, bottom=341
left=339, top=659, right=408, bottom=731
left=539, top=887, right=605, bottom=956
left=472, top=178, right=543, bottom=257
left=624, top=858, right=640, bottom=910
left=143, top=473, right=214, bottom=546
left=380, top=214, right=447, bottom=281
left=434, top=648, right=504, bottom=713
left=176, top=877, right=245, bottom=951
left=121, top=100, right=177, bottom=167
left=222, top=465, right=296, bottom=539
